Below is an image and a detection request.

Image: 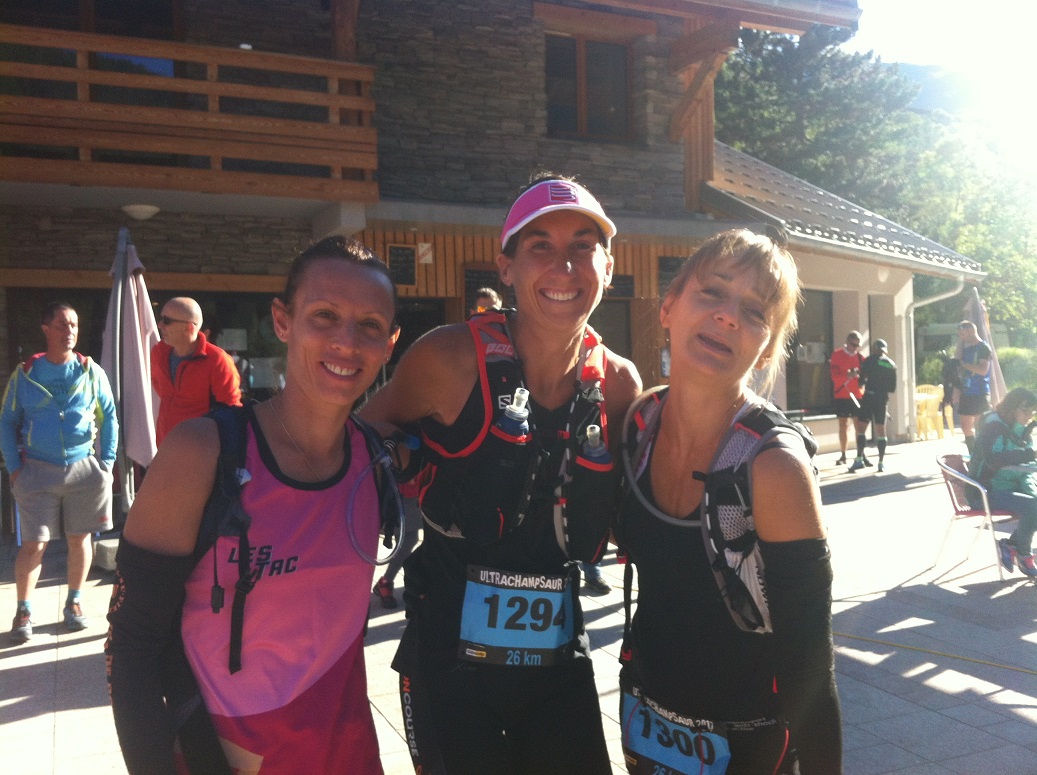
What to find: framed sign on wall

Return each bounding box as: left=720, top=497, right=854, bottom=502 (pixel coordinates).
left=387, top=244, right=417, bottom=288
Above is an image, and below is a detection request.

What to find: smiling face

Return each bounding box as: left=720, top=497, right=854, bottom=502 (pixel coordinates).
left=272, top=257, right=399, bottom=409
left=661, top=258, right=774, bottom=387
left=496, top=209, right=613, bottom=329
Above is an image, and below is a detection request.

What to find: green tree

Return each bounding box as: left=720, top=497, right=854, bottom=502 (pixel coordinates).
left=714, top=26, right=1037, bottom=344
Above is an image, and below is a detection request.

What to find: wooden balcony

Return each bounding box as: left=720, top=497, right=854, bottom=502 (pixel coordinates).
left=0, top=23, right=378, bottom=202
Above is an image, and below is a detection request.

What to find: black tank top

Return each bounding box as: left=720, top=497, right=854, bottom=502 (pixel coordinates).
left=402, top=393, right=590, bottom=668
left=616, top=468, right=780, bottom=721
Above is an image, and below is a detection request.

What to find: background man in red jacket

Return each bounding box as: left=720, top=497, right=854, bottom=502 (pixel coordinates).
left=830, top=330, right=865, bottom=466
left=150, top=296, right=241, bottom=446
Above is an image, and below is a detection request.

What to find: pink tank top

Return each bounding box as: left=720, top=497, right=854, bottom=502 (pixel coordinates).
left=182, top=419, right=383, bottom=774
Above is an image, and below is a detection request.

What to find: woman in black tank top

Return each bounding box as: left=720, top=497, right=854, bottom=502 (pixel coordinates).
left=362, top=173, right=642, bottom=774
left=615, top=228, right=842, bottom=775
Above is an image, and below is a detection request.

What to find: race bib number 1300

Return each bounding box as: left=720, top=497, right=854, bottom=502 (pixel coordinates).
left=458, top=565, right=573, bottom=666
left=620, top=689, right=731, bottom=775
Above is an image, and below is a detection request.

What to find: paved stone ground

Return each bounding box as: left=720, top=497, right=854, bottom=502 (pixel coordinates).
left=2, top=433, right=1036, bottom=774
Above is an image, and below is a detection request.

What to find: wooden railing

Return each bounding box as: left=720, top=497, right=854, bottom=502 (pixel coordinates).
left=0, top=23, right=378, bottom=202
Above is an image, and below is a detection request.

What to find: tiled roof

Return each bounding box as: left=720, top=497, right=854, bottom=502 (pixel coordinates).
left=703, top=142, right=984, bottom=277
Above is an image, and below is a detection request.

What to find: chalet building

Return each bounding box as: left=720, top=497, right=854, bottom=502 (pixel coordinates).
left=0, top=0, right=984, bottom=451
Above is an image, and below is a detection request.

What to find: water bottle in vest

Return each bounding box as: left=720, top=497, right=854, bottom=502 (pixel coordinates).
left=459, top=387, right=531, bottom=543
left=582, top=424, right=611, bottom=463
left=496, top=387, right=530, bottom=436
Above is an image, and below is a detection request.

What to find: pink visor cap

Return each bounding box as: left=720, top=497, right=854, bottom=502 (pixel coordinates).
left=500, top=180, right=616, bottom=250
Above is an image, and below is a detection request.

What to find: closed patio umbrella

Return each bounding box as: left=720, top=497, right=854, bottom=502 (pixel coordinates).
left=100, top=227, right=159, bottom=516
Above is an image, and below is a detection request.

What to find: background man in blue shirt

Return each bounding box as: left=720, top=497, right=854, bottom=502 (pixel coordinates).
left=1, top=302, right=118, bottom=643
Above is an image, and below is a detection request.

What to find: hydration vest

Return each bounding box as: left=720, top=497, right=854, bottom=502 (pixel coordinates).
left=417, top=310, right=616, bottom=560
left=195, top=403, right=401, bottom=673
left=620, top=386, right=817, bottom=635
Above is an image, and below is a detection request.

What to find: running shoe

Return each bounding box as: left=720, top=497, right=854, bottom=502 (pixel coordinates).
left=835, top=455, right=846, bottom=466
left=862, top=457, right=873, bottom=467
left=877, top=462, right=885, bottom=473
left=373, top=577, right=399, bottom=609
left=1016, top=553, right=1037, bottom=578
left=9, top=609, right=31, bottom=644
left=582, top=577, right=611, bottom=596
left=998, top=539, right=1018, bottom=574
left=63, top=603, right=88, bottom=632
left=848, top=458, right=866, bottom=473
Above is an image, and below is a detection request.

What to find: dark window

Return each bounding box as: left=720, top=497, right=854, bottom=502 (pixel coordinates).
left=546, top=33, right=628, bottom=141
left=0, top=0, right=176, bottom=39
left=785, top=289, right=834, bottom=412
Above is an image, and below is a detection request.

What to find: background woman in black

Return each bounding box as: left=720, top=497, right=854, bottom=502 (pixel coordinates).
left=615, top=229, right=841, bottom=775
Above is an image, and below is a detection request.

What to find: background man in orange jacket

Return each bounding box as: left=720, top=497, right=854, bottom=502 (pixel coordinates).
left=150, top=296, right=241, bottom=446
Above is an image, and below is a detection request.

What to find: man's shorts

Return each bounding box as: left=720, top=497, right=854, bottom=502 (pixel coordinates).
left=856, top=394, right=889, bottom=427
left=12, top=456, right=113, bottom=541
left=833, top=398, right=859, bottom=418
left=959, top=393, right=991, bottom=418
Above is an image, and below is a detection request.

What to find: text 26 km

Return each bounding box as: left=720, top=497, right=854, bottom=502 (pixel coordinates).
left=483, top=593, right=566, bottom=631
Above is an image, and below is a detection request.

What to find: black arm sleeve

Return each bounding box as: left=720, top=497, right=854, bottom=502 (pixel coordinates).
left=106, top=538, right=228, bottom=775
left=760, top=538, right=842, bottom=775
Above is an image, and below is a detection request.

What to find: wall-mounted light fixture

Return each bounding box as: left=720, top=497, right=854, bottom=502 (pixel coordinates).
left=121, top=204, right=160, bottom=221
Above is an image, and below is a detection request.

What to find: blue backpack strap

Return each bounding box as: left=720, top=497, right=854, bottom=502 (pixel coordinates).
left=349, top=414, right=403, bottom=551
left=195, top=402, right=254, bottom=674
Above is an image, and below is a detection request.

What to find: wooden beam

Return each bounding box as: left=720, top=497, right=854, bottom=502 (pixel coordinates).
left=668, top=19, right=739, bottom=75
left=0, top=268, right=285, bottom=293
left=331, top=0, right=361, bottom=60
left=0, top=157, right=380, bottom=202
left=534, top=0, right=859, bottom=31
left=534, top=2, right=657, bottom=40
left=668, top=51, right=727, bottom=143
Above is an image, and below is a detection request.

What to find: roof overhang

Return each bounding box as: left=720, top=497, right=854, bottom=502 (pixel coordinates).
left=576, top=1, right=860, bottom=33
left=704, top=142, right=985, bottom=282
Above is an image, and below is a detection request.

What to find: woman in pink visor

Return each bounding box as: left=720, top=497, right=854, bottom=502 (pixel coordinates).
left=363, top=173, right=641, bottom=774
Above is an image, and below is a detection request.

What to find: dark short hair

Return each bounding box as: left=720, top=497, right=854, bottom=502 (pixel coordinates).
left=997, top=387, right=1037, bottom=419
left=41, top=301, right=75, bottom=325
left=281, top=235, right=399, bottom=330
left=474, top=287, right=501, bottom=307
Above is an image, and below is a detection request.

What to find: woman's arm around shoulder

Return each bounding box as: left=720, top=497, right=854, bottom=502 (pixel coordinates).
left=603, top=349, right=642, bottom=453
left=123, top=416, right=221, bottom=556
left=752, top=439, right=824, bottom=543
left=361, top=323, right=478, bottom=427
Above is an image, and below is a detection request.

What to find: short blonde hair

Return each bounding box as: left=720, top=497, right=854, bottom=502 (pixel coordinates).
left=664, top=228, right=801, bottom=393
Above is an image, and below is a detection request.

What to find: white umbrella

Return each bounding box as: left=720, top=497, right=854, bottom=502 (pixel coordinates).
left=962, top=286, right=1006, bottom=406
left=100, top=227, right=160, bottom=515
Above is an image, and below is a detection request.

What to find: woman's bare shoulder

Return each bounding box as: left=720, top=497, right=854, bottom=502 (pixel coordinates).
left=123, top=417, right=221, bottom=556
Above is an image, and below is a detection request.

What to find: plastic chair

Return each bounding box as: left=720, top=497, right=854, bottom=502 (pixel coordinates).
left=935, top=453, right=1014, bottom=580
left=915, top=385, right=943, bottom=440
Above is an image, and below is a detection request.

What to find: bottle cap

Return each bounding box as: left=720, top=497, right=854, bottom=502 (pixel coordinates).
left=512, top=387, right=529, bottom=413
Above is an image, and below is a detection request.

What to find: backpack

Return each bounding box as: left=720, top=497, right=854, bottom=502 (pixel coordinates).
left=195, top=403, right=401, bottom=673
left=619, top=386, right=817, bottom=639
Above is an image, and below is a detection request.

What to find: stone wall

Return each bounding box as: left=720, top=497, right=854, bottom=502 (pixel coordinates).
left=357, top=0, right=689, bottom=214
left=0, top=208, right=310, bottom=275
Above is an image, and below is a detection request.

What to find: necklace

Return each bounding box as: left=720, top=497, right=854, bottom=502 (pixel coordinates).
left=269, top=398, right=322, bottom=481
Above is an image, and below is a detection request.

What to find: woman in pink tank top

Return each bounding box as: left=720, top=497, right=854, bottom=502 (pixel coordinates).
left=107, top=236, right=402, bottom=774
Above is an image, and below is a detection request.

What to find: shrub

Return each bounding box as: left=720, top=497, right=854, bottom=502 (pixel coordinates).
left=918, top=353, right=944, bottom=387
left=997, top=347, right=1037, bottom=390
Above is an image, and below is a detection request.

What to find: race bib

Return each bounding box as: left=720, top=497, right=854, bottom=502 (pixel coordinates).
left=458, top=565, right=574, bottom=666
left=621, top=685, right=731, bottom=775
